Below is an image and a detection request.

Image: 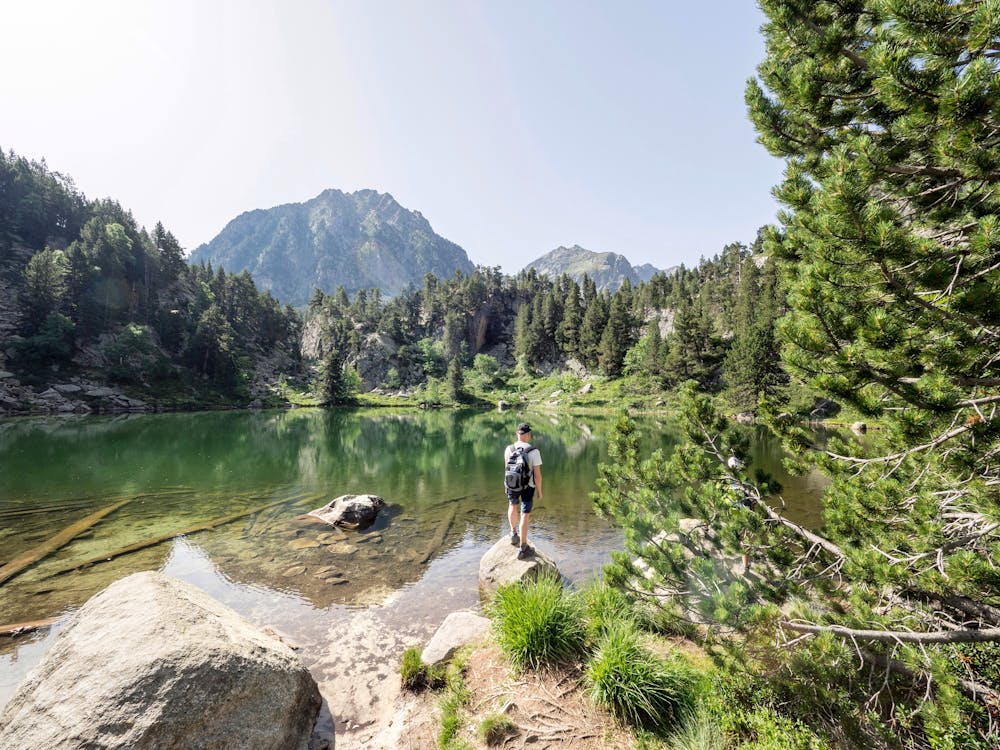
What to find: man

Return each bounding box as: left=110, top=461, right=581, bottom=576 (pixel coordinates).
left=504, top=422, right=542, bottom=560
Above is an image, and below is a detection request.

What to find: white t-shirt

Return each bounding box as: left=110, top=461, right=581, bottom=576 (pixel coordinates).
left=504, top=440, right=542, bottom=488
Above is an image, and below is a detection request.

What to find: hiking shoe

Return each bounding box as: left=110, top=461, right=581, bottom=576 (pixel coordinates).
left=510, top=531, right=520, bottom=546
left=517, top=544, right=533, bottom=560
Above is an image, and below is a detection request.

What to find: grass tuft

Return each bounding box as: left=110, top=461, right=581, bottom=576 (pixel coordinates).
left=400, top=646, right=446, bottom=691
left=487, top=574, right=587, bottom=670
left=477, top=713, right=517, bottom=746
left=581, top=574, right=634, bottom=641
left=586, top=621, right=697, bottom=732
left=438, top=658, right=472, bottom=749
left=666, top=709, right=725, bottom=750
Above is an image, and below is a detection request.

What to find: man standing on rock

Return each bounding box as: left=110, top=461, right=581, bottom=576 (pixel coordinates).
left=504, top=422, right=542, bottom=560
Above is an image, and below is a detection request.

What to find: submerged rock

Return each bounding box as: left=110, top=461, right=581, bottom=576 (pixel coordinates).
left=478, top=537, right=561, bottom=598
left=0, top=571, right=321, bottom=750
left=309, top=494, right=386, bottom=530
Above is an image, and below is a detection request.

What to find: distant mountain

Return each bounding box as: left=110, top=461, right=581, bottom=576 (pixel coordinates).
left=190, top=189, right=475, bottom=306
left=524, top=245, right=670, bottom=290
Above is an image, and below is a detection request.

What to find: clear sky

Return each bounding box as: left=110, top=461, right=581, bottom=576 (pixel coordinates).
left=1, top=1, right=783, bottom=274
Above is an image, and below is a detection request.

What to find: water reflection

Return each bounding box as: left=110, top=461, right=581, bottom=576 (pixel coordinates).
left=0, top=407, right=828, bottom=716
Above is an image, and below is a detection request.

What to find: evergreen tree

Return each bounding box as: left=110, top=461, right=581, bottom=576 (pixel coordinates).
left=319, top=347, right=348, bottom=405
left=578, top=293, right=608, bottom=369
left=445, top=356, right=465, bottom=403
left=20, top=248, right=69, bottom=334
left=597, top=286, right=634, bottom=377
left=556, top=278, right=582, bottom=356
left=723, top=257, right=786, bottom=408
left=592, top=2, right=1000, bottom=743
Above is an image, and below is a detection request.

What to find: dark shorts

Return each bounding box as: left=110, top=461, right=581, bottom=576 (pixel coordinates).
left=507, top=486, right=535, bottom=514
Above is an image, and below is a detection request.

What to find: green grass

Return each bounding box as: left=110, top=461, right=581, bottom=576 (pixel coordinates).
left=438, top=658, right=473, bottom=749
left=585, top=621, right=697, bottom=732
left=581, top=574, right=634, bottom=641
left=399, top=646, right=446, bottom=691
left=487, top=574, right=587, bottom=670
left=665, top=709, right=725, bottom=750
left=477, top=713, right=517, bottom=746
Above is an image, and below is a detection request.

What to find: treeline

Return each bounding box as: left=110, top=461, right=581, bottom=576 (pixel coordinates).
left=1, top=148, right=300, bottom=395
left=2, top=145, right=786, bottom=407
left=308, top=239, right=786, bottom=408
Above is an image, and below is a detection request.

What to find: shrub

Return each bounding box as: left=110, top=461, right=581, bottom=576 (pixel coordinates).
left=487, top=574, right=587, bottom=670
left=585, top=621, right=697, bottom=732
left=477, top=713, right=516, bottom=746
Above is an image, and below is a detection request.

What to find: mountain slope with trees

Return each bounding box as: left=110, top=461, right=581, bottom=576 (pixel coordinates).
left=0, top=148, right=302, bottom=411
left=190, top=189, right=475, bottom=307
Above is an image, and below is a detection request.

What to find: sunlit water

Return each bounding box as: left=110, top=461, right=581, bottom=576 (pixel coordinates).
left=0, top=407, right=827, bottom=712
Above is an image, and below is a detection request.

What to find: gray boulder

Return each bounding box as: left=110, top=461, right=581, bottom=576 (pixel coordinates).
left=0, top=572, right=321, bottom=750
left=478, top=537, right=561, bottom=598
left=421, top=611, right=491, bottom=668
left=309, top=494, right=386, bottom=529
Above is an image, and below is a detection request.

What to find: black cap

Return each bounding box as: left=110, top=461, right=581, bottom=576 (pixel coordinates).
left=517, top=422, right=531, bottom=434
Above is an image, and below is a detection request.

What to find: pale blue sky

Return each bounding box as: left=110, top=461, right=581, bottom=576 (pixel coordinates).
left=1, top=1, right=782, bottom=273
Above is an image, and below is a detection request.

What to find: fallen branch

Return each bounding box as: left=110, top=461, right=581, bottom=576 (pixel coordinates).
left=861, top=648, right=999, bottom=705
left=780, top=620, right=1000, bottom=644
left=418, top=504, right=458, bottom=565
left=0, top=616, right=60, bottom=637
left=47, top=498, right=290, bottom=577
left=0, top=498, right=132, bottom=586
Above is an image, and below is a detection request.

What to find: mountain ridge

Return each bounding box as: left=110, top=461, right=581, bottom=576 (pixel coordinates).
left=524, top=244, right=670, bottom=290
left=190, top=188, right=475, bottom=306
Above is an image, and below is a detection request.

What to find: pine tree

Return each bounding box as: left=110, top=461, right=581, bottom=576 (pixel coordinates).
left=445, top=356, right=465, bottom=403
left=597, top=286, right=634, bottom=377
left=556, top=279, right=582, bottom=356
left=723, top=257, right=786, bottom=408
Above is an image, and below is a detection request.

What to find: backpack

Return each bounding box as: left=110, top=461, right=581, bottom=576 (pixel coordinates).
left=504, top=444, right=536, bottom=493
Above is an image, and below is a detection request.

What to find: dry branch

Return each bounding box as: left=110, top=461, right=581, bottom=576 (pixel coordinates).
left=47, top=498, right=290, bottom=577
left=781, top=620, right=1000, bottom=644
left=0, top=498, right=132, bottom=586
left=0, top=616, right=60, bottom=637
left=417, top=504, right=458, bottom=565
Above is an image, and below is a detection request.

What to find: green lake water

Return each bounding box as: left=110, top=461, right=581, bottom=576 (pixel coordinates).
left=0, top=407, right=827, bottom=718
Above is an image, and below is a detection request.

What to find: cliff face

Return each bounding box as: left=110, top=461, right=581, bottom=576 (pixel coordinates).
left=191, top=189, right=475, bottom=307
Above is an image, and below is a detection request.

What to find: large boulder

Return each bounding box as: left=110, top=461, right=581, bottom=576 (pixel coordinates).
left=421, top=611, right=491, bottom=668
left=0, top=572, right=321, bottom=750
left=478, top=537, right=561, bottom=598
left=309, top=494, right=386, bottom=530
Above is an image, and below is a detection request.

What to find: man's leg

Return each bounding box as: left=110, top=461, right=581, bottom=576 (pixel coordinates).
left=519, top=511, right=530, bottom=547
left=508, top=500, right=520, bottom=544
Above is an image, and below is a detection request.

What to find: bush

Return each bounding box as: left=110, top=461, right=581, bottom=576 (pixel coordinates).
left=585, top=621, right=697, bottom=732
left=477, top=713, right=516, bottom=746
left=487, top=574, right=587, bottom=670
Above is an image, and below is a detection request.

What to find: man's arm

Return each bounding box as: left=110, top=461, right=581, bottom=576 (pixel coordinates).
left=533, top=465, right=542, bottom=499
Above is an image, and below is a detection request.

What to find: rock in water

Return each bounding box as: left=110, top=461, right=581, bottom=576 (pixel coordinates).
left=0, top=571, right=321, bottom=750
left=309, top=494, right=386, bottom=529
left=478, top=537, right=561, bottom=598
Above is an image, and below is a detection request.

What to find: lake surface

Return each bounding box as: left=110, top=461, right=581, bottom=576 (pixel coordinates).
left=0, top=407, right=827, bottom=722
